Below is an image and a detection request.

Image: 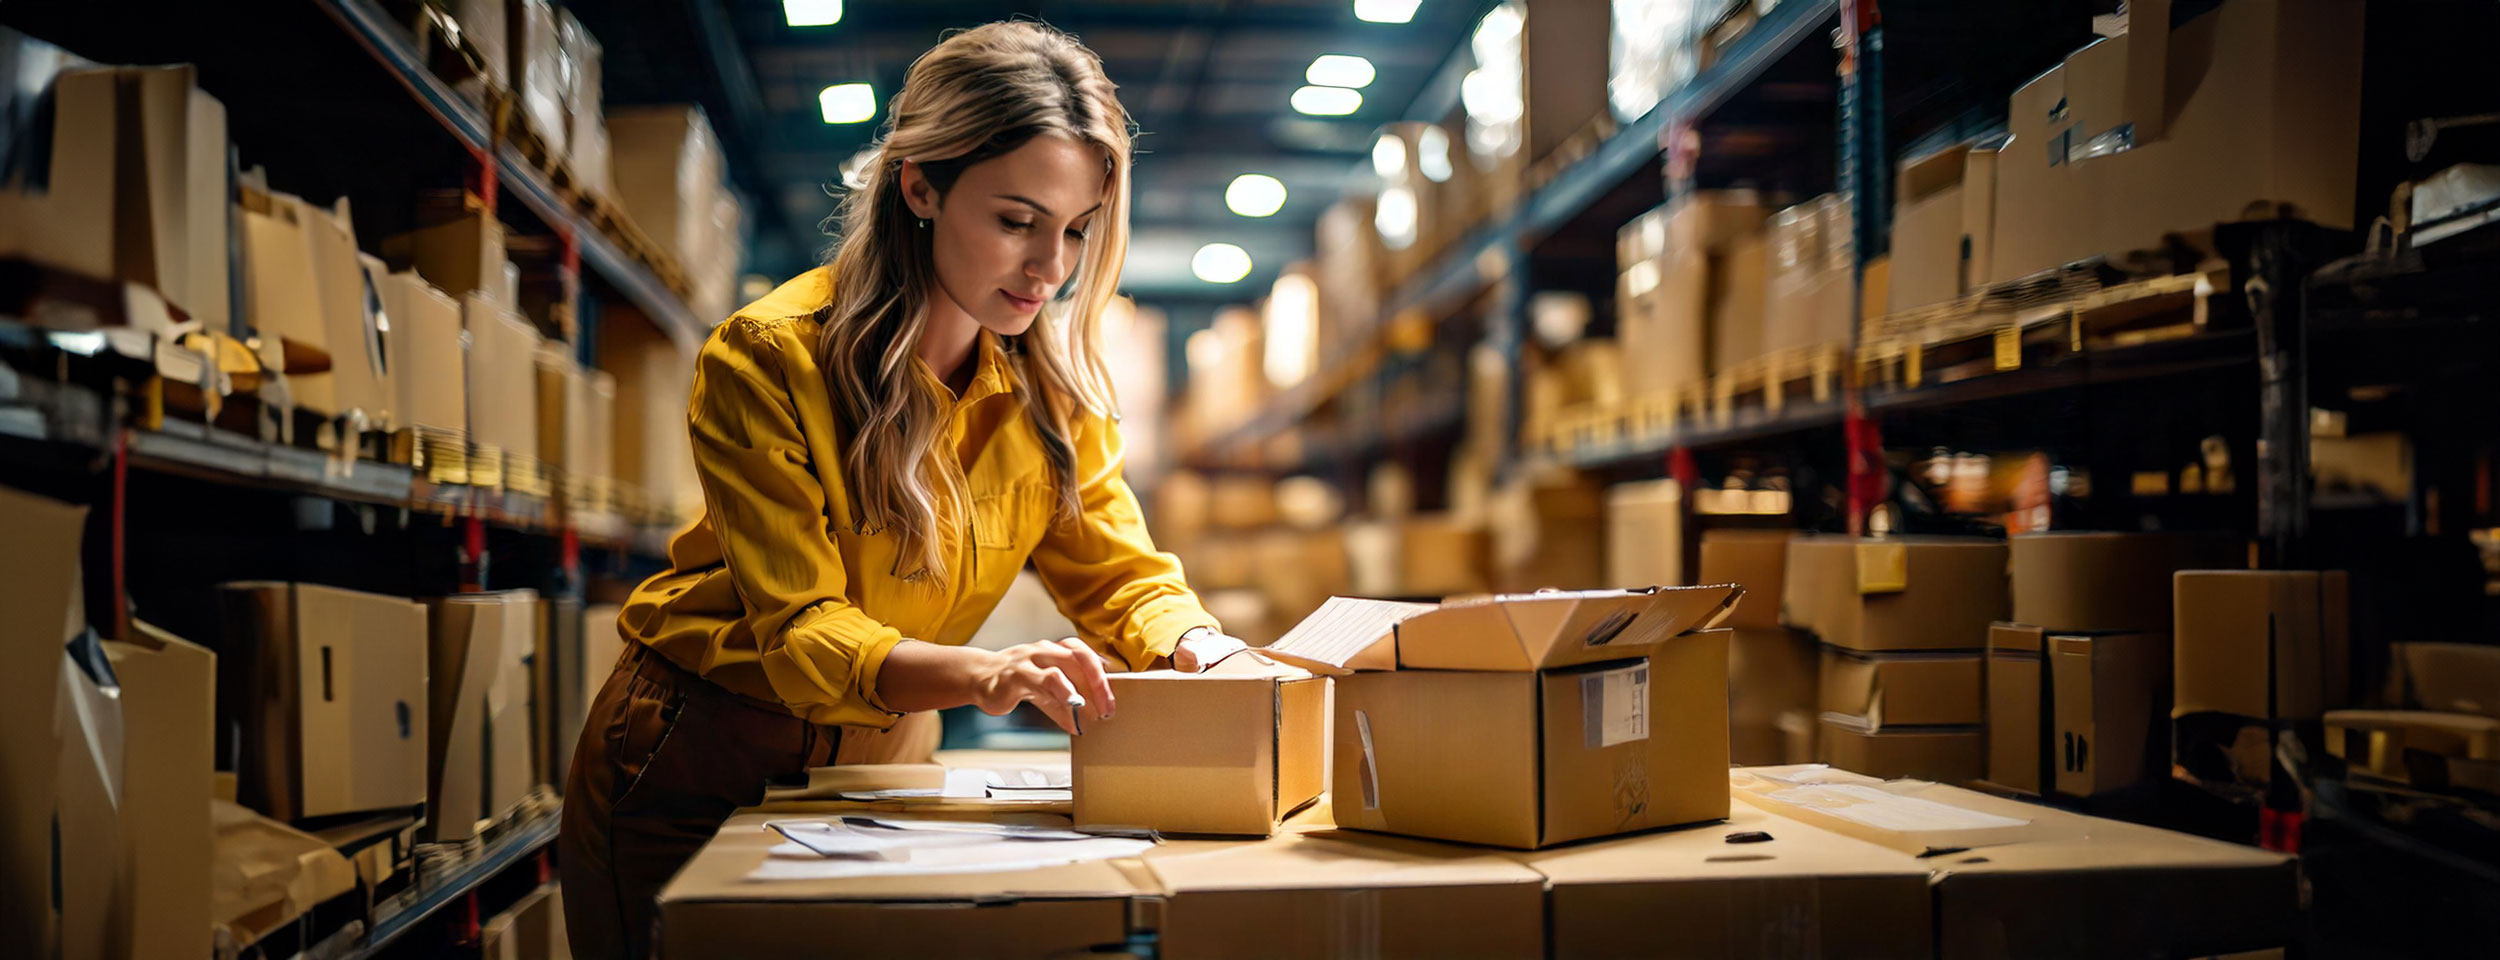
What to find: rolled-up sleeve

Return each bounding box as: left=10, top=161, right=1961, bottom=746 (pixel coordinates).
left=687, top=320, right=904, bottom=728
left=1028, top=411, right=1220, bottom=670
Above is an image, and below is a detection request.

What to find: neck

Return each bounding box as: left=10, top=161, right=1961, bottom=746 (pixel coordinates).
left=915, top=281, right=983, bottom=393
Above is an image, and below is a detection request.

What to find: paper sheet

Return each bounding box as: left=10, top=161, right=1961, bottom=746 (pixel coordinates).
left=748, top=816, right=1152, bottom=881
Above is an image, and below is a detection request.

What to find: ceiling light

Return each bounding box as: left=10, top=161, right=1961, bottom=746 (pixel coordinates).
left=1290, top=85, right=1363, bottom=117
left=1354, top=0, right=1421, bottom=24
left=1192, top=243, right=1253, bottom=284
left=783, top=0, right=842, bottom=27
left=1417, top=126, right=1453, bottom=182
left=1306, top=55, right=1377, bottom=89
left=818, top=83, right=876, bottom=124
left=1371, top=134, right=1408, bottom=178
left=1375, top=186, right=1418, bottom=251
left=1225, top=174, right=1288, bottom=218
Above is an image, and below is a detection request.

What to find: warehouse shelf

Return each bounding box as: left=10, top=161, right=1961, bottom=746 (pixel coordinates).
left=1540, top=398, right=1850, bottom=472
left=342, top=809, right=560, bottom=958
left=317, top=0, right=713, bottom=353
left=1195, top=0, right=1840, bottom=463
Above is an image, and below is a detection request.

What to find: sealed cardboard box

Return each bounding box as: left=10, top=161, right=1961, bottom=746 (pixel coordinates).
left=1779, top=534, right=1857, bottom=643
left=1701, top=529, right=1792, bottom=630
left=2173, top=570, right=2349, bottom=721
left=1522, top=801, right=1932, bottom=960
left=1762, top=194, right=1856, bottom=354
left=1730, top=627, right=1818, bottom=765
left=1821, top=648, right=1984, bottom=729
left=1986, top=623, right=2049, bottom=794
left=2326, top=710, right=2499, bottom=784
left=1398, top=514, right=1489, bottom=598
left=1887, top=145, right=1975, bottom=313
left=1147, top=827, right=1544, bottom=959
left=379, top=270, right=468, bottom=436
left=385, top=207, right=507, bottom=304
left=1788, top=536, right=2010, bottom=652
left=103, top=620, right=216, bottom=960
left=427, top=591, right=540, bottom=841
left=2050, top=632, right=2170, bottom=797
left=1604, top=479, right=1683, bottom=591
left=1488, top=472, right=1605, bottom=592
left=0, top=65, right=117, bottom=287
left=1734, top=766, right=2298, bottom=960
left=508, top=0, right=566, bottom=159
left=216, top=583, right=431, bottom=821
left=2010, top=532, right=2240, bottom=633
left=657, top=810, right=1152, bottom=959
left=2389, top=642, right=2500, bottom=720
left=1072, top=650, right=1337, bottom=837
left=1817, top=719, right=1984, bottom=782
left=1708, top=230, right=1769, bottom=374
left=0, top=487, right=85, bottom=957
left=1318, top=586, right=1741, bottom=849
left=608, top=105, right=725, bottom=272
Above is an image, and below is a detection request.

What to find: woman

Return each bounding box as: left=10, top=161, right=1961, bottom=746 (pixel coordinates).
left=559, top=22, right=1242, bottom=958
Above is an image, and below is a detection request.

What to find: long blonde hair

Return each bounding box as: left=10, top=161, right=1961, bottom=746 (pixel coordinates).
left=817, top=21, right=1130, bottom=585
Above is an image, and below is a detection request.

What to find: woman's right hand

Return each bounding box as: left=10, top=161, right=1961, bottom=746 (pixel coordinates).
left=973, top=638, right=1116, bottom=736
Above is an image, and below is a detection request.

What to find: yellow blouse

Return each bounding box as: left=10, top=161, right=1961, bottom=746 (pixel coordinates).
left=617, top=268, right=1217, bottom=728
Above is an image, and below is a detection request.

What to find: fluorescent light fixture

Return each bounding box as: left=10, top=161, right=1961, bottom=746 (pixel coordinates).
left=1263, top=273, right=1319, bottom=387
left=818, top=83, right=876, bottom=124
left=1371, top=133, right=1408, bottom=178
left=1417, top=126, right=1453, bottom=182
left=1225, top=174, right=1288, bottom=218
left=1290, top=85, right=1363, bottom=116
left=1191, top=243, right=1253, bottom=284
left=783, top=0, right=842, bottom=27
left=1375, top=186, right=1418, bottom=251
left=1306, top=54, right=1376, bottom=89
left=1354, top=0, right=1421, bottom=24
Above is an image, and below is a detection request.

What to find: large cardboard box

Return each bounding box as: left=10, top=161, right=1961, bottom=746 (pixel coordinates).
left=1787, top=537, right=2010, bottom=652
left=1988, top=0, right=2364, bottom=286
left=1986, top=623, right=2049, bottom=794
left=104, top=621, right=216, bottom=960
left=2173, top=570, right=2349, bottom=721
left=1817, top=720, right=1984, bottom=782
left=378, top=270, right=468, bottom=436
left=2010, top=532, right=2240, bottom=633
left=1604, top=479, right=1684, bottom=590
left=465, top=297, right=544, bottom=462
left=1734, top=766, right=2298, bottom=959
left=2325, top=710, right=2500, bottom=784
left=1730, top=627, right=1818, bottom=766
left=0, top=64, right=117, bottom=288
left=1397, top=514, right=1489, bottom=597
left=0, top=487, right=87, bottom=958
left=608, top=105, right=725, bottom=272
left=216, top=583, right=431, bottom=821
left=508, top=0, right=565, bottom=160
left=2389, top=642, right=2500, bottom=721
left=1314, top=586, right=1741, bottom=849
left=1763, top=194, right=1857, bottom=354
left=1779, top=534, right=1856, bottom=642
left=427, top=592, right=540, bottom=841
left=1700, top=529, right=1792, bottom=630
left=2051, top=632, right=2171, bottom=797
left=603, top=315, right=700, bottom=520
left=1147, top=828, right=1545, bottom=959
left=385, top=207, right=507, bottom=303
left=1709, top=230, right=1768, bottom=373
left=1522, top=801, right=1933, bottom=959
left=1887, top=145, right=1977, bottom=313
left=1488, top=472, right=1605, bottom=592
left=1821, top=648, right=1984, bottom=729
left=657, top=810, right=1153, bottom=958
left=1072, top=653, right=1333, bottom=837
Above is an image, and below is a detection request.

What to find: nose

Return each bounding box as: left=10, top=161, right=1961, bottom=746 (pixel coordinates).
left=1028, top=233, right=1074, bottom=288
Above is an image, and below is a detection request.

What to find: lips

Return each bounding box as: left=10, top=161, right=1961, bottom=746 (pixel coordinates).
left=1000, top=289, right=1046, bottom=312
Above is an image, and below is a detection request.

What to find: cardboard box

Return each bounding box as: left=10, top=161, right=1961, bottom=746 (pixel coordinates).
left=2173, top=570, right=2349, bottom=721
left=1147, top=828, right=1545, bottom=959
left=539, top=595, right=583, bottom=793
left=1709, top=230, right=1769, bottom=373
left=378, top=270, right=467, bottom=435
left=1821, top=648, right=1984, bottom=729
left=1072, top=655, right=1330, bottom=837
left=238, top=189, right=331, bottom=379
left=1523, top=801, right=1933, bottom=959
left=1488, top=472, right=1605, bottom=592
left=508, top=0, right=565, bottom=159
left=427, top=592, right=539, bottom=841
left=1249, top=528, right=1350, bottom=627
left=1988, top=0, right=2364, bottom=286
left=1729, top=627, right=1818, bottom=766
left=1987, top=623, right=2048, bottom=794
left=264, top=194, right=387, bottom=421
left=1887, top=145, right=1973, bottom=313
left=1397, top=514, right=1489, bottom=598
left=1700, top=529, right=1791, bottom=630
left=2051, top=632, right=2171, bottom=796
left=657, top=810, right=1152, bottom=959
left=1734, top=766, right=2299, bottom=960
left=481, top=883, right=565, bottom=960
left=608, top=105, right=725, bottom=272
left=1604, top=479, right=1684, bottom=591
left=1818, top=719, right=1985, bottom=782
left=2010, top=532, right=2240, bottom=633
left=2390, top=642, right=2500, bottom=721
left=1763, top=194, right=1856, bottom=354
left=216, top=583, right=431, bottom=821
left=559, top=9, right=608, bottom=197
left=56, top=630, right=124, bottom=960
left=1787, top=537, right=2010, bottom=652
left=465, top=295, right=544, bottom=464
left=1624, top=192, right=1768, bottom=394
left=103, top=621, right=217, bottom=960
left=0, top=486, right=85, bottom=957
left=601, top=312, right=699, bottom=519
left=0, top=63, right=117, bottom=288
left=385, top=207, right=507, bottom=304
left=2326, top=710, right=2499, bottom=784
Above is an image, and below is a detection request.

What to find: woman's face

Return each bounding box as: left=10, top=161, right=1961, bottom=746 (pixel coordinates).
left=902, top=134, right=1108, bottom=337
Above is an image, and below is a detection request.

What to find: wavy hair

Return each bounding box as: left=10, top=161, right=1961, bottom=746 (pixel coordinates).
left=816, top=21, right=1131, bottom=585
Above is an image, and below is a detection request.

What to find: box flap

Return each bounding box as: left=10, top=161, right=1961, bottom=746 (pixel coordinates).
left=1260, top=596, right=1434, bottom=676
left=1989, top=622, right=2046, bottom=656
left=1396, top=585, right=1740, bottom=672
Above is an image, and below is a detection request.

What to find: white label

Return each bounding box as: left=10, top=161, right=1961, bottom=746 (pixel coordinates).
left=1765, top=783, right=2030, bottom=832
left=1583, top=664, right=1650, bottom=749
left=1354, top=710, right=1381, bottom=811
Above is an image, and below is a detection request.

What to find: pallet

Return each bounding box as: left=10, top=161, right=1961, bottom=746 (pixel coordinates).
left=1859, top=264, right=2227, bottom=390
left=1702, top=343, right=1846, bottom=427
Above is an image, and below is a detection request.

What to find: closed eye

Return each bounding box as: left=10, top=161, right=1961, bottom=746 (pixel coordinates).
left=999, top=216, right=1035, bottom=233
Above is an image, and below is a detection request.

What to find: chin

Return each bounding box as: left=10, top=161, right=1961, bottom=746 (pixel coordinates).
left=979, top=310, right=1042, bottom=337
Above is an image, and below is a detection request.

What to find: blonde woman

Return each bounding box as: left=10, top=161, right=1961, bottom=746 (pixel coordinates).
left=560, top=22, right=1242, bottom=957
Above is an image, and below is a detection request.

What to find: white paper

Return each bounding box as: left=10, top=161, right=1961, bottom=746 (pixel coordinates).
left=940, top=767, right=990, bottom=799
left=747, top=816, right=1152, bottom=881
left=1763, top=783, right=2030, bottom=833
left=1582, top=663, right=1649, bottom=748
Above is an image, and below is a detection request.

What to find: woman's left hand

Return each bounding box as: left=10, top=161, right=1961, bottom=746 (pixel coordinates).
left=1170, top=628, right=1248, bottom=673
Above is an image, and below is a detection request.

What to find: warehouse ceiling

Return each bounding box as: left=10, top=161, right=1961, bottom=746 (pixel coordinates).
left=571, top=0, right=1496, bottom=302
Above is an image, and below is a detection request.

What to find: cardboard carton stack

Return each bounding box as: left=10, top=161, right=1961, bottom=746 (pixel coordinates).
left=1487, top=470, right=1606, bottom=593
left=427, top=591, right=544, bottom=842
left=1146, top=827, right=1547, bottom=959
left=1783, top=536, right=2008, bottom=780
left=1456, top=0, right=1613, bottom=223
left=1701, top=530, right=1817, bottom=764
left=1884, top=142, right=1999, bottom=316
left=2172, top=569, right=2351, bottom=793
left=1988, top=532, right=2239, bottom=796
left=1603, top=479, right=1683, bottom=591
left=1618, top=192, right=1768, bottom=406
left=608, top=105, right=746, bottom=324
left=1762, top=193, right=1856, bottom=355
left=601, top=310, right=702, bottom=525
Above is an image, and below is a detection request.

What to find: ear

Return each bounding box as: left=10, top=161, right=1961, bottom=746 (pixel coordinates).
left=897, top=161, right=942, bottom=220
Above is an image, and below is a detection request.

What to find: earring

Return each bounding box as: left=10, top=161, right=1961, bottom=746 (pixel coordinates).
left=917, top=217, right=930, bottom=229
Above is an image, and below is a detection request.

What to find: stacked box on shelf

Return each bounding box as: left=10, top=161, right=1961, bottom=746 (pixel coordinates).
left=1619, top=191, right=1767, bottom=407
left=608, top=104, right=740, bottom=310
left=1702, top=530, right=1819, bottom=765
left=1883, top=142, right=1997, bottom=317
left=426, top=591, right=541, bottom=842
left=1488, top=469, right=1606, bottom=593
left=2172, top=569, right=2350, bottom=793
left=559, top=8, right=609, bottom=198
left=1604, top=479, right=1683, bottom=591
left=215, top=583, right=432, bottom=823
left=1763, top=193, right=1855, bottom=355
left=1521, top=337, right=1621, bottom=452
left=1312, top=197, right=1384, bottom=357
left=464, top=293, right=545, bottom=494
left=445, top=0, right=508, bottom=98
left=1783, top=536, right=2008, bottom=781
left=1986, top=0, right=2364, bottom=287
left=1458, top=0, right=1614, bottom=218
left=507, top=0, right=565, bottom=161
left=377, top=268, right=472, bottom=484
left=1606, top=0, right=1701, bottom=124
left=601, top=313, right=700, bottom=526
left=241, top=185, right=393, bottom=431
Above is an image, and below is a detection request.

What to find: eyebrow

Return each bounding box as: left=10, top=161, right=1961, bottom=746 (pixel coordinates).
left=999, top=194, right=1103, bottom=219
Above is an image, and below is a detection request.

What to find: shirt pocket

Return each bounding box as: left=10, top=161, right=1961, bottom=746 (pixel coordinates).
left=969, top=482, right=1047, bottom=553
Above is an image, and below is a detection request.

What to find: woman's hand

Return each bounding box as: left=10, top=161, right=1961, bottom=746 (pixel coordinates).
left=973, top=638, right=1117, bottom=735
left=1170, top=627, right=1248, bottom=673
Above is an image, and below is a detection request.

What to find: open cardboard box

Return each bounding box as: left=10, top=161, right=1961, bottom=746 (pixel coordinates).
left=216, top=582, right=431, bottom=822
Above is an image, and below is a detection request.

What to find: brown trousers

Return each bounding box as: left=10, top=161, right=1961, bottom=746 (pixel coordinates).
left=559, top=644, right=940, bottom=959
